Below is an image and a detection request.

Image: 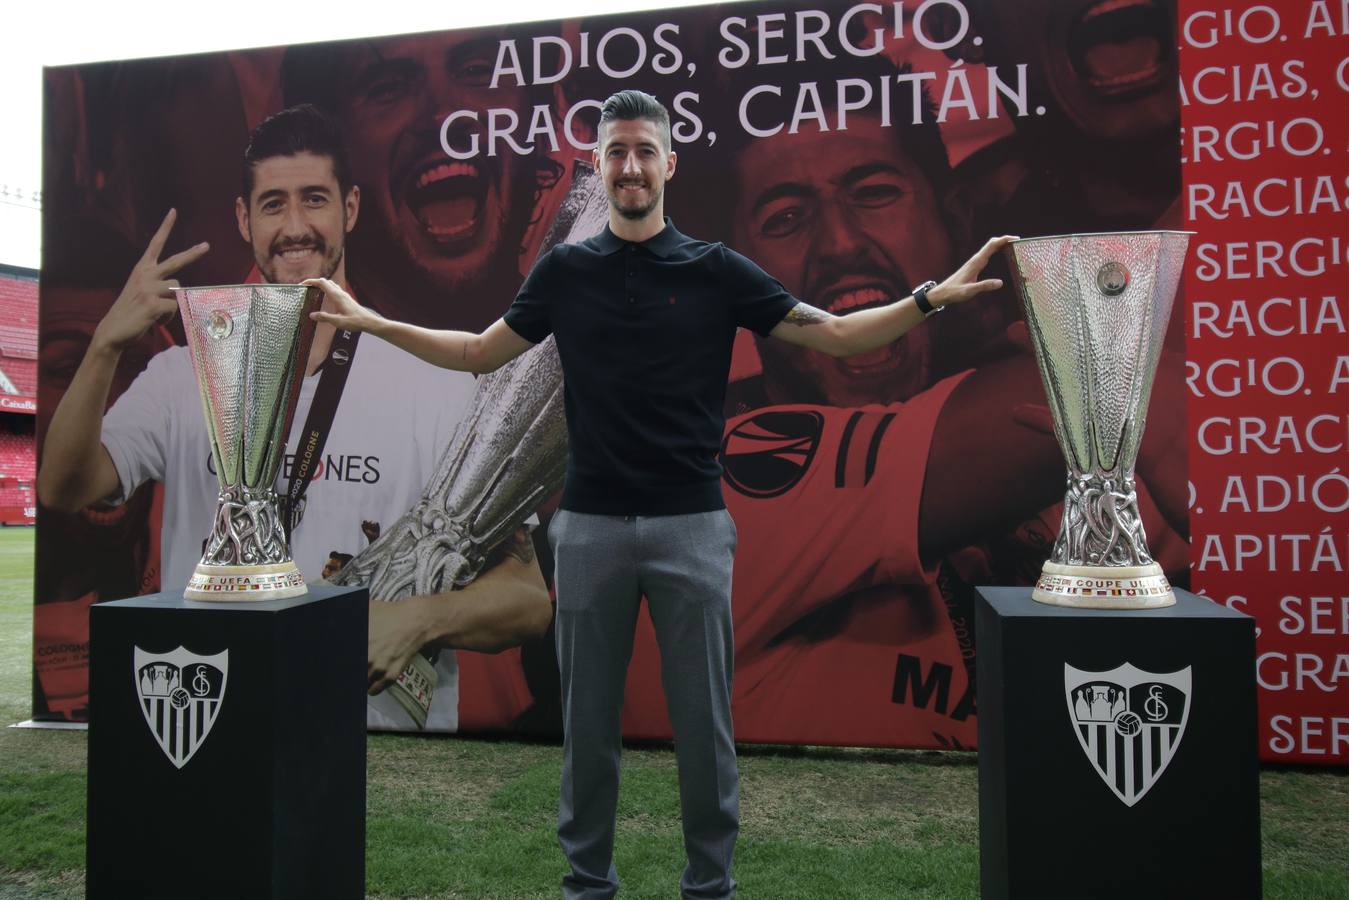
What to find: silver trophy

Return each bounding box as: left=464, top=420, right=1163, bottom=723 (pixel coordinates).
left=1004, top=231, right=1192, bottom=609
left=333, top=162, right=608, bottom=727
left=176, top=284, right=319, bottom=601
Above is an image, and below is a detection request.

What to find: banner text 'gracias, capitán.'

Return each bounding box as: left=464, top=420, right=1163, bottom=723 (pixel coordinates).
left=438, top=1, right=1035, bottom=160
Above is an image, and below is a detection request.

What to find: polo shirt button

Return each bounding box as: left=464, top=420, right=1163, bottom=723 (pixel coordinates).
left=628, top=296, right=635, bottom=303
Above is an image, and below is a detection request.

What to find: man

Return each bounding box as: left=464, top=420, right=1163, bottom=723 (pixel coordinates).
left=279, top=30, right=563, bottom=332
left=36, top=104, right=551, bottom=732
left=612, top=99, right=1071, bottom=750
left=307, top=89, right=1013, bottom=899
left=611, top=103, right=983, bottom=749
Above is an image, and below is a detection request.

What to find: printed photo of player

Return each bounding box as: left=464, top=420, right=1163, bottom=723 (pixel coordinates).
left=36, top=104, right=552, bottom=732
left=33, top=1, right=1189, bottom=751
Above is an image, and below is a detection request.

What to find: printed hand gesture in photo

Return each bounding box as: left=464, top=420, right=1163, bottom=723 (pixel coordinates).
left=93, top=209, right=209, bottom=354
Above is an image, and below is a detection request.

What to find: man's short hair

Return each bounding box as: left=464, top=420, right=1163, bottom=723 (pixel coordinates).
left=327, top=551, right=354, bottom=565
left=241, top=104, right=354, bottom=202
left=598, top=90, right=672, bottom=152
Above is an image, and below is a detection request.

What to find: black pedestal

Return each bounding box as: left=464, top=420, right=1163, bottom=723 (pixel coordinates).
left=87, top=584, right=368, bottom=899
left=976, top=587, right=1260, bottom=899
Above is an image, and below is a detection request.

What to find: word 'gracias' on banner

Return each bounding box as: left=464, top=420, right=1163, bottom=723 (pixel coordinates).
left=432, top=1, right=1042, bottom=159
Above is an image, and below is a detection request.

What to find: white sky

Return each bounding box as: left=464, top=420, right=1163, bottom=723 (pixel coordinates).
left=0, top=0, right=725, bottom=270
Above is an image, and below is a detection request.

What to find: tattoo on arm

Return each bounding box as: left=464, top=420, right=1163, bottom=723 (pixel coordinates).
left=783, top=303, right=831, bottom=327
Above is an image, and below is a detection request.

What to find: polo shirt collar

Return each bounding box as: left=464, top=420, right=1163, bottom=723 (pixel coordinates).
left=594, top=218, right=684, bottom=258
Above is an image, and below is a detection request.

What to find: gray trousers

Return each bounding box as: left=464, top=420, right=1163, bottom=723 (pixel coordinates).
left=550, top=509, right=739, bottom=900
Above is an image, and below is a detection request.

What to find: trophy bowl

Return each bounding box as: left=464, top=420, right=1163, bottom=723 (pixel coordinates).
left=176, top=284, right=320, bottom=601
left=1004, top=231, right=1193, bottom=609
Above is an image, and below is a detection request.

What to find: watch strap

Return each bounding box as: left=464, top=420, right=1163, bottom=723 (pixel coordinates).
left=913, top=280, right=941, bottom=316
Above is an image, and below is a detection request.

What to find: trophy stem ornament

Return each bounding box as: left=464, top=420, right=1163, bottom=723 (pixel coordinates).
left=189, top=484, right=303, bottom=598
left=1004, top=231, right=1193, bottom=609
left=176, top=284, right=320, bottom=601
left=1056, top=474, right=1152, bottom=567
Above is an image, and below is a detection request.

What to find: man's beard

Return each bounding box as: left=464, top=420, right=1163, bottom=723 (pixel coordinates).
left=256, top=232, right=344, bottom=284
left=610, top=180, right=662, bottom=221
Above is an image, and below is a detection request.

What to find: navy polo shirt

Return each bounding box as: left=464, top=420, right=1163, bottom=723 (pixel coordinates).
left=504, top=219, right=798, bottom=516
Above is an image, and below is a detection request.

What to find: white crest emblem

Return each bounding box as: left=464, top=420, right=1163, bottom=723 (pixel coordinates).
left=1064, top=663, right=1190, bottom=807
left=133, top=646, right=229, bottom=769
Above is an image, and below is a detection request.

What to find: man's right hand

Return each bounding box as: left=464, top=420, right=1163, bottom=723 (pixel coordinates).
left=91, top=209, right=209, bottom=356
left=304, top=277, right=385, bottom=334
left=305, top=276, right=532, bottom=375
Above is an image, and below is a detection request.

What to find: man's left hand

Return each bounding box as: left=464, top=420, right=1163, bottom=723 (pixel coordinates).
left=927, top=235, right=1019, bottom=309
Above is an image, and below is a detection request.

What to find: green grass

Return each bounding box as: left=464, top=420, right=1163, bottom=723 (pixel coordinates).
left=0, top=528, right=87, bottom=898
left=0, top=526, right=1346, bottom=897
left=360, top=739, right=985, bottom=899
left=0, top=528, right=36, bottom=727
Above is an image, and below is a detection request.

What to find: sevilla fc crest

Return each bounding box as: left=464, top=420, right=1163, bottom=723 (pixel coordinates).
left=1064, top=663, right=1190, bottom=807
left=133, top=646, right=228, bottom=769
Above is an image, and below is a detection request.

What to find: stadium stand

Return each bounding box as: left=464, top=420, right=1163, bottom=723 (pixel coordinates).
left=0, top=264, right=37, bottom=524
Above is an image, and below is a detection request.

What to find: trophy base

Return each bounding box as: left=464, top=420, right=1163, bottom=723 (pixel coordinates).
left=1032, top=562, right=1175, bottom=609
left=184, top=562, right=307, bottom=602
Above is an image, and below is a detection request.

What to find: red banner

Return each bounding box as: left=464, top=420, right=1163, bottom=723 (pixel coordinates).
left=42, top=0, right=1339, bottom=761
left=1181, top=0, right=1349, bottom=763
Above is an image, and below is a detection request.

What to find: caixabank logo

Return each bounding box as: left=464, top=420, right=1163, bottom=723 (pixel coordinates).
left=133, top=647, right=229, bottom=769
left=1064, top=663, right=1191, bottom=807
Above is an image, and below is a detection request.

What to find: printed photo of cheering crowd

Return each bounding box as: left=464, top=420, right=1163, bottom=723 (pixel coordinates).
left=35, top=0, right=1186, bottom=748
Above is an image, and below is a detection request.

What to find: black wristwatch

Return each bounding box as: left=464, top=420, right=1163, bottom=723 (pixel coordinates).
left=913, top=280, right=942, bottom=316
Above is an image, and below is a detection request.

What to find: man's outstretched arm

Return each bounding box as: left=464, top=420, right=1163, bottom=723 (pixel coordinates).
left=38, top=210, right=209, bottom=511
left=304, top=277, right=534, bottom=375
left=766, top=235, right=1016, bottom=357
